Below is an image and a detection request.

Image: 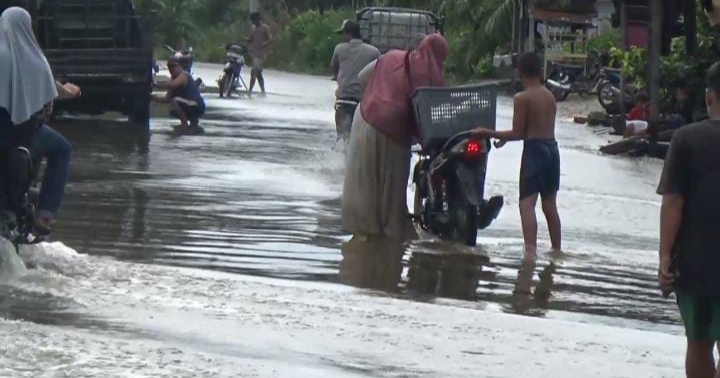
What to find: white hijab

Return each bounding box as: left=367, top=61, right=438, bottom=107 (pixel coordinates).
left=0, top=7, right=57, bottom=125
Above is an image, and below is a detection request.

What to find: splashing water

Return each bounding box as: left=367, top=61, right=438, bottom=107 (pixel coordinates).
left=18, top=242, right=81, bottom=274
left=0, top=238, right=27, bottom=282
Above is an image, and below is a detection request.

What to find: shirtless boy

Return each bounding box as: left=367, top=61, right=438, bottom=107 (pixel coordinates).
left=474, top=52, right=562, bottom=255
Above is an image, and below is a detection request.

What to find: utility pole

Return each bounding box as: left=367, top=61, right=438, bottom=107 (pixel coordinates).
left=649, top=0, right=662, bottom=123
left=619, top=0, right=627, bottom=118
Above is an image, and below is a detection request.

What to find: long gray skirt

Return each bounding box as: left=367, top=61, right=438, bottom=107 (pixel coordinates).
left=342, top=110, right=415, bottom=242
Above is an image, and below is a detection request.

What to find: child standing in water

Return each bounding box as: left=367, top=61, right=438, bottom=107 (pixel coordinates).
left=473, top=52, right=562, bottom=255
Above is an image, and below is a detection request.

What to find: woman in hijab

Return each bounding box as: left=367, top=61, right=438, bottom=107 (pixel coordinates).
left=342, top=34, right=449, bottom=242
left=0, top=7, right=81, bottom=231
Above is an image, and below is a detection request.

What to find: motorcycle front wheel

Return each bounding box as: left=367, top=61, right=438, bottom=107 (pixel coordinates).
left=220, top=73, right=233, bottom=98
left=597, top=81, right=619, bottom=114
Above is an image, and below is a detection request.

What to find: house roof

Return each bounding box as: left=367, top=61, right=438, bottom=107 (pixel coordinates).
left=530, top=9, right=595, bottom=24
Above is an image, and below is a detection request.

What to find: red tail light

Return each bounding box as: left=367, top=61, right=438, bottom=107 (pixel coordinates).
left=464, top=139, right=485, bottom=163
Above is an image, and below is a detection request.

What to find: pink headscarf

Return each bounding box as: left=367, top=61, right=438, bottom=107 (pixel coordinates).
left=361, top=34, right=449, bottom=146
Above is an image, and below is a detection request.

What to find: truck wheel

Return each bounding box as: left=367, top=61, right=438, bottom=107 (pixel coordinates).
left=128, top=94, right=151, bottom=132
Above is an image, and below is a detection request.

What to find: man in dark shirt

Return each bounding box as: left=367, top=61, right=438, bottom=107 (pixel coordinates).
left=658, top=61, right=720, bottom=378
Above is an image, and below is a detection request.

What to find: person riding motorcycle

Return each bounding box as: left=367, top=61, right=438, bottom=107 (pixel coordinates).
left=0, top=7, right=80, bottom=233
left=331, top=20, right=380, bottom=141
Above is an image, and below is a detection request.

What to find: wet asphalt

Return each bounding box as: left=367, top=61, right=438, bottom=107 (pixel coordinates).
left=0, top=66, right=684, bottom=377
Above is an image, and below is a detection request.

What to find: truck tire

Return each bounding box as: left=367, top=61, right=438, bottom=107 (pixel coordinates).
left=128, top=93, right=151, bottom=132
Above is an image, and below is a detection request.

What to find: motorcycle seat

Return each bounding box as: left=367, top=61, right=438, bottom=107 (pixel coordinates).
left=554, top=63, right=584, bottom=70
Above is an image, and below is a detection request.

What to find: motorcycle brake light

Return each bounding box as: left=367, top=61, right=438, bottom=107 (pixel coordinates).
left=464, top=139, right=485, bottom=163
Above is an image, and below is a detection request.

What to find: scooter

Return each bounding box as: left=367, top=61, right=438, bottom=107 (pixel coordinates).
left=218, top=43, right=249, bottom=98
left=412, top=85, right=504, bottom=247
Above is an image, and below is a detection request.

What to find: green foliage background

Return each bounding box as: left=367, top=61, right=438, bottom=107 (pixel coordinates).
left=136, top=0, right=570, bottom=79
left=136, top=0, right=720, bottom=92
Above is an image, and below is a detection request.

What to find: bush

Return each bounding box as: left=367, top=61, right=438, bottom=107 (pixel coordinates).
left=270, top=8, right=355, bottom=74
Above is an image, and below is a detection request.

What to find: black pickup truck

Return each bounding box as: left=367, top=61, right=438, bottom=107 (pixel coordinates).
left=27, top=0, right=154, bottom=127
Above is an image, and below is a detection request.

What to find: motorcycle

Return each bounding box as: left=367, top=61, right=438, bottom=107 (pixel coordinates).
left=335, top=98, right=359, bottom=142
left=596, top=67, right=637, bottom=114
left=545, top=60, right=603, bottom=102
left=165, top=45, right=204, bottom=88
left=412, top=85, right=504, bottom=246
left=0, top=139, right=45, bottom=249
left=218, top=43, right=249, bottom=98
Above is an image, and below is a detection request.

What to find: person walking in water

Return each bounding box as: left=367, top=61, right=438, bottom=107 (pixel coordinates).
left=473, top=52, right=562, bottom=256
left=658, top=61, right=720, bottom=378
left=342, top=34, right=449, bottom=242
left=245, top=12, right=272, bottom=96
left=330, top=19, right=380, bottom=140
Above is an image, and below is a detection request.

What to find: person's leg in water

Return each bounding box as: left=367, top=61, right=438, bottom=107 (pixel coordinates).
left=170, top=98, right=189, bottom=127
left=32, top=125, right=71, bottom=230
left=519, top=193, right=539, bottom=255
left=257, top=69, right=266, bottom=94
left=249, top=68, right=258, bottom=94
left=541, top=191, right=562, bottom=251
left=686, top=340, right=716, bottom=378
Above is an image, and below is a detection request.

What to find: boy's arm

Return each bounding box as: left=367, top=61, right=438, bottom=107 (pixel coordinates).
left=166, top=72, right=188, bottom=91
left=263, top=25, right=273, bottom=47
left=659, top=194, right=683, bottom=293
left=331, top=46, right=340, bottom=77
left=474, top=94, right=526, bottom=141
left=656, top=131, right=688, bottom=295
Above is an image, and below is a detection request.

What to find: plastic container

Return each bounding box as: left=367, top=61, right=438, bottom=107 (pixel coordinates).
left=412, top=84, right=498, bottom=150
left=357, top=7, right=443, bottom=53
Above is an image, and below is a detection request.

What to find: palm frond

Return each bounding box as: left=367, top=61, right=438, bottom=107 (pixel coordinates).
left=483, top=0, right=513, bottom=43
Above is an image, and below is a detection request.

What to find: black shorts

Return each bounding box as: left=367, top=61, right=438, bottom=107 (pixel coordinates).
left=173, top=97, right=205, bottom=120
left=520, top=139, right=560, bottom=200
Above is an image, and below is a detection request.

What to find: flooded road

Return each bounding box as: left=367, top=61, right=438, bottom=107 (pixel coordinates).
left=0, top=66, right=684, bottom=377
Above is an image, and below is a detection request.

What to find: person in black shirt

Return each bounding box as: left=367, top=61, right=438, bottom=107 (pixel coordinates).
left=658, top=61, right=720, bottom=378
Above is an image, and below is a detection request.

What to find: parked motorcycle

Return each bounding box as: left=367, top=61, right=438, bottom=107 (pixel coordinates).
left=165, top=45, right=204, bottom=88
left=218, top=43, right=249, bottom=98
left=412, top=85, right=504, bottom=246
left=545, top=60, right=603, bottom=102
left=335, top=99, right=359, bottom=142
left=596, top=67, right=636, bottom=114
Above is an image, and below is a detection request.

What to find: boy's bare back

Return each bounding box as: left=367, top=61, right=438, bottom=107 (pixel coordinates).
left=516, top=85, right=557, bottom=140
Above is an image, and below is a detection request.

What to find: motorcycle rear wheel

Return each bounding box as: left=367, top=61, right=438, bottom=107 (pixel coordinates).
left=449, top=181, right=478, bottom=247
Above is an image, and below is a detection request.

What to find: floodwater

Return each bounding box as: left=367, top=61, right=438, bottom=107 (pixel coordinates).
left=0, top=65, right=684, bottom=377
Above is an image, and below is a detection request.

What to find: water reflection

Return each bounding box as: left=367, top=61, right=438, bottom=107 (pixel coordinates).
left=340, top=238, right=490, bottom=301
left=407, top=249, right=488, bottom=300
left=508, top=255, right=558, bottom=316
left=339, top=237, right=404, bottom=292
left=339, top=237, right=565, bottom=316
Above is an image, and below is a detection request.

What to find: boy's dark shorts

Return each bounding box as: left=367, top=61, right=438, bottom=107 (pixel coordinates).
left=678, top=292, right=720, bottom=342
left=172, top=97, right=206, bottom=121
left=520, top=139, right=560, bottom=200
